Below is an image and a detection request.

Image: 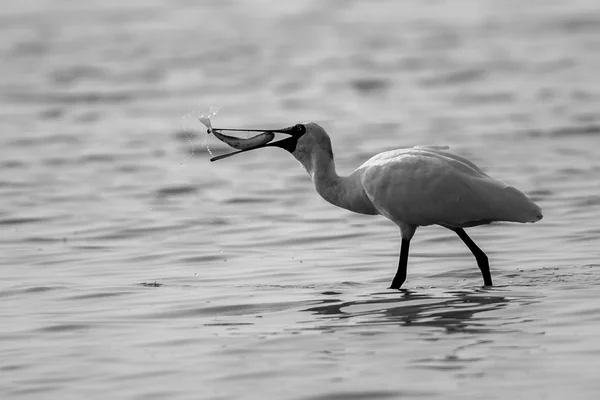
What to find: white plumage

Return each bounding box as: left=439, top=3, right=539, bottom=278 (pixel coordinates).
left=288, top=123, right=542, bottom=288
left=215, top=122, right=543, bottom=289
left=359, top=145, right=542, bottom=231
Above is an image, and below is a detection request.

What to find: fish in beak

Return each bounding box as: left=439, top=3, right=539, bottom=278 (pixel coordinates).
left=209, top=124, right=307, bottom=161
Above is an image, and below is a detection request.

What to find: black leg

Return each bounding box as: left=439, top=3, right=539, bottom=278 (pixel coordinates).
left=454, top=228, right=492, bottom=286
left=390, top=238, right=410, bottom=289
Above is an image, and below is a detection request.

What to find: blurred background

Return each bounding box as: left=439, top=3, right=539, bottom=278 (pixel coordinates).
left=1, top=0, right=600, bottom=399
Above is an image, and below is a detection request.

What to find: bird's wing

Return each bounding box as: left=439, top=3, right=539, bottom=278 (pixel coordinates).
left=364, top=146, right=485, bottom=176
left=359, top=148, right=539, bottom=227
left=412, top=146, right=489, bottom=176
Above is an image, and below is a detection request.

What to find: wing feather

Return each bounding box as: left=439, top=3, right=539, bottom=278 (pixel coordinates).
left=360, top=147, right=541, bottom=227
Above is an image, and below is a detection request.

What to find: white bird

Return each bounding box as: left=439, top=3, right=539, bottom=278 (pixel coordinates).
left=210, top=122, right=543, bottom=289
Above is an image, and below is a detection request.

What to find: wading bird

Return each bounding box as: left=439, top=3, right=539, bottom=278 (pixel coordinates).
left=210, top=122, right=542, bottom=289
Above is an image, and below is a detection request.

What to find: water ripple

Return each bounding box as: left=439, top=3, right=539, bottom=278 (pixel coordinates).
left=2, top=1, right=600, bottom=399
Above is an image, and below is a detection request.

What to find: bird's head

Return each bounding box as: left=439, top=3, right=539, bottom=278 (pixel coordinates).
left=210, top=122, right=332, bottom=166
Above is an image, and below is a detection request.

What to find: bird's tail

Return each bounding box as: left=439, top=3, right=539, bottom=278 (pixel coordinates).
left=500, top=186, right=543, bottom=223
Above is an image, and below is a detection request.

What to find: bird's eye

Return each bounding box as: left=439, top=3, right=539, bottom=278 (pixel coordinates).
left=295, top=124, right=306, bottom=134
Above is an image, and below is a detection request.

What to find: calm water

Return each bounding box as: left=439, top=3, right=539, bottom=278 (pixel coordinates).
left=2, top=0, right=600, bottom=399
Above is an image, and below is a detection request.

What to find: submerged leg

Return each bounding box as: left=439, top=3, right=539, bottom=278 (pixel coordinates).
left=454, top=228, right=492, bottom=286
left=389, top=238, right=411, bottom=289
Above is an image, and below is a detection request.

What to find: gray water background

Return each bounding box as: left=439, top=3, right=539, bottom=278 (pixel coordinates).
left=1, top=0, right=600, bottom=399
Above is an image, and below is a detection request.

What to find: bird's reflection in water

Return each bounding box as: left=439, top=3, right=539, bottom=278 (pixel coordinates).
left=303, top=288, right=528, bottom=335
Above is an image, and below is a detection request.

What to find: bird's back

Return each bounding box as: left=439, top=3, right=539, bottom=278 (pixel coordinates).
left=358, top=146, right=542, bottom=228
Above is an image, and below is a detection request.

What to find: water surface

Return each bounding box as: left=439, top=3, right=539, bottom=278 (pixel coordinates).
left=1, top=0, right=600, bottom=399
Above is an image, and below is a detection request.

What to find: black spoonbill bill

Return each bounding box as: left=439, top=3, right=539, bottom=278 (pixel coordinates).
left=209, top=122, right=543, bottom=289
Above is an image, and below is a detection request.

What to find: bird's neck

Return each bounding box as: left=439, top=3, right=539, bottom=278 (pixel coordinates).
left=298, top=148, right=377, bottom=215
left=309, top=150, right=343, bottom=204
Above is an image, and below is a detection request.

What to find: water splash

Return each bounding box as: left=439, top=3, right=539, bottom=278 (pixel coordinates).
left=179, top=111, right=196, bottom=165
left=198, top=106, right=220, bottom=157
